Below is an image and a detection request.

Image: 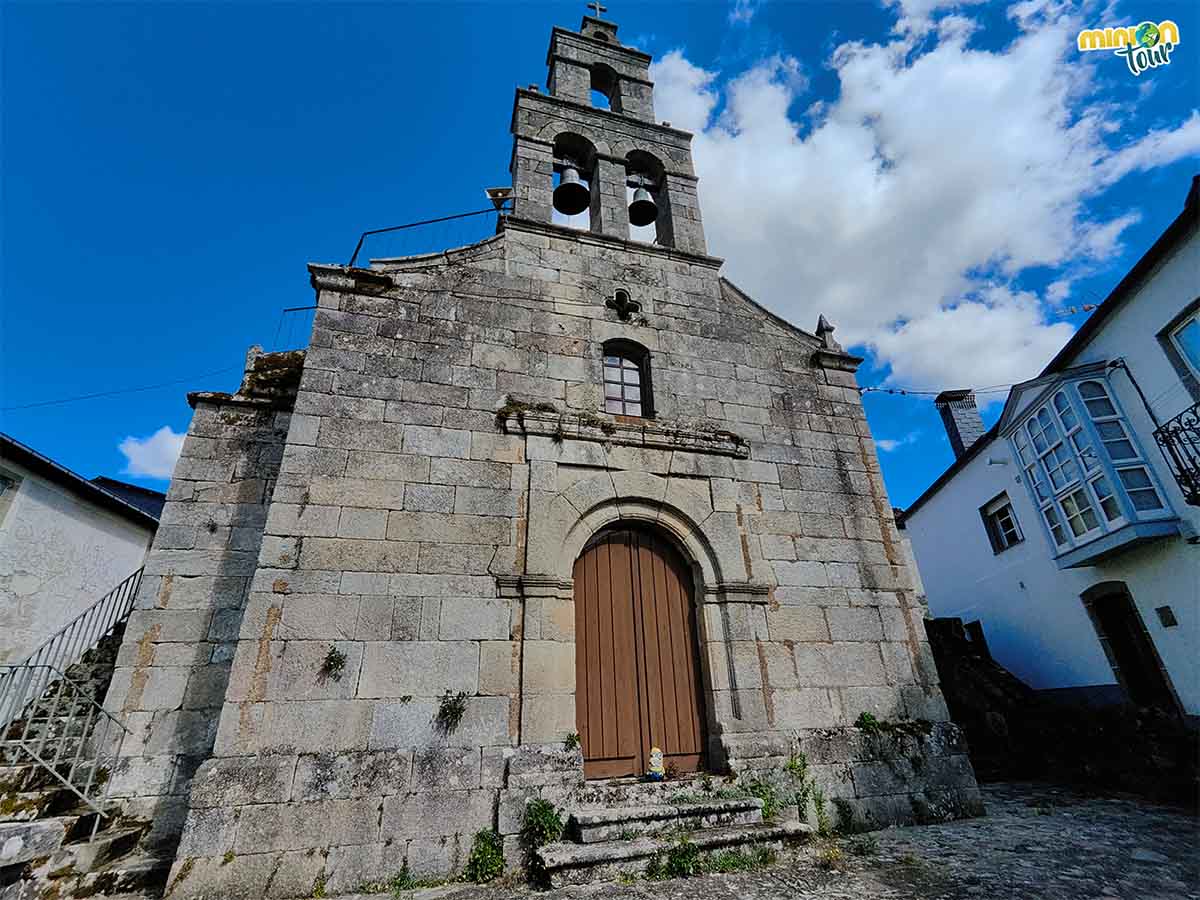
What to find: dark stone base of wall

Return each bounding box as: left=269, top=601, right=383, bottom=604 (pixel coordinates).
left=160, top=724, right=982, bottom=899
left=928, top=617, right=1199, bottom=808
left=721, top=720, right=984, bottom=833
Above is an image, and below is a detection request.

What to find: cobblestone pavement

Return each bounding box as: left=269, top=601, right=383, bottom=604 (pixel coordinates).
left=333, top=782, right=1199, bottom=900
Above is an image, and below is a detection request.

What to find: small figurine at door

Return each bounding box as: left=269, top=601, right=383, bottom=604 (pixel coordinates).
left=646, top=747, right=665, bottom=781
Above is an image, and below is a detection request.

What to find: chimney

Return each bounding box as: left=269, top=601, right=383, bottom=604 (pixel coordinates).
left=934, top=390, right=986, bottom=459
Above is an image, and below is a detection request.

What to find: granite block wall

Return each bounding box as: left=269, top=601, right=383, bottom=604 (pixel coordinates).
left=142, top=219, right=977, bottom=897
left=101, top=348, right=301, bottom=855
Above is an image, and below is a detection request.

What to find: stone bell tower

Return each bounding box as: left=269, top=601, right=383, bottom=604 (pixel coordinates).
left=509, top=11, right=707, bottom=253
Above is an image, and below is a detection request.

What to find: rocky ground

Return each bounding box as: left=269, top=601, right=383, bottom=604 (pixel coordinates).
left=328, top=782, right=1198, bottom=900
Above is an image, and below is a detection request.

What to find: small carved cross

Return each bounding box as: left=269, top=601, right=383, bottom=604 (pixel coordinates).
left=588, top=1, right=608, bottom=18
left=606, top=289, right=641, bottom=322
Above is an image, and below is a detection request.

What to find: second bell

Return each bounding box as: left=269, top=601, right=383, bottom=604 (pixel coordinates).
left=553, top=167, right=590, bottom=216
left=628, top=186, right=658, bottom=226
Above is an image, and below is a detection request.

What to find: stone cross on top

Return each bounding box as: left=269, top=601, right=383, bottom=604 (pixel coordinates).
left=587, top=1, right=608, bottom=18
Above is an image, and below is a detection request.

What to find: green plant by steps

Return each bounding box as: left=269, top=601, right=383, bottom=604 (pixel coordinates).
left=646, top=842, right=776, bottom=880
left=523, top=798, right=564, bottom=846
left=785, top=750, right=817, bottom=821
left=850, top=834, right=879, bottom=856
left=522, top=798, right=564, bottom=885
left=563, top=732, right=581, bottom=752
left=833, top=797, right=866, bottom=835
left=812, top=785, right=831, bottom=836
left=817, top=843, right=844, bottom=870
left=744, top=778, right=782, bottom=822
left=355, top=865, right=447, bottom=896
left=318, top=647, right=346, bottom=683
left=434, top=690, right=469, bottom=735
left=464, top=829, right=504, bottom=884
left=646, top=837, right=702, bottom=880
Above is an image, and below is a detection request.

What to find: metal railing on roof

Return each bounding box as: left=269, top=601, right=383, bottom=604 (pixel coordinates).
left=347, top=203, right=512, bottom=268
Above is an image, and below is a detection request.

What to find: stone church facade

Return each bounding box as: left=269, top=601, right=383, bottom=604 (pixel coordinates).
left=101, top=11, right=979, bottom=897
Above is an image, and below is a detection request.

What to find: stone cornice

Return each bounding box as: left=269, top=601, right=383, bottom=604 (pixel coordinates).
left=497, top=408, right=750, bottom=458
left=812, top=348, right=865, bottom=373
left=496, top=575, right=574, bottom=598
left=502, top=217, right=722, bottom=268
left=548, top=25, right=653, bottom=64
left=512, top=89, right=696, bottom=142
left=186, top=391, right=292, bottom=412
left=703, top=583, right=772, bottom=604
left=547, top=52, right=654, bottom=86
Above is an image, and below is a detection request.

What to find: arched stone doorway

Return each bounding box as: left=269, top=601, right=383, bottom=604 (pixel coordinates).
left=573, top=525, right=707, bottom=779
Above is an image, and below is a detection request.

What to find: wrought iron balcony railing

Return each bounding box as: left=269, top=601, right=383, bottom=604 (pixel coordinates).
left=1154, top=400, right=1200, bottom=506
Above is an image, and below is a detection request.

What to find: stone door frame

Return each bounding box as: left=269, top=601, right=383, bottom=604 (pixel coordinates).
left=503, top=469, right=774, bottom=775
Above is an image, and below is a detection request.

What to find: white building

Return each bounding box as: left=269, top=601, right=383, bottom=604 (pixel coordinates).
left=0, top=433, right=163, bottom=664
left=900, top=176, right=1199, bottom=719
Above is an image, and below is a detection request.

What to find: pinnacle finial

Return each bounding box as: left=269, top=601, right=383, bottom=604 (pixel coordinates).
left=816, top=315, right=843, bottom=351
left=587, top=1, right=608, bottom=18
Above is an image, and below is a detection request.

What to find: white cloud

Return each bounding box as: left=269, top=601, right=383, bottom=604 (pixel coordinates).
left=649, top=1, right=1200, bottom=391
left=887, top=0, right=988, bottom=34
left=877, top=431, right=922, bottom=452
left=119, top=426, right=184, bottom=480
left=729, top=0, right=760, bottom=25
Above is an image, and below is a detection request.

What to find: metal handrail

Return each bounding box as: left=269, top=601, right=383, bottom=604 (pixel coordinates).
left=347, top=203, right=512, bottom=267
left=3, top=568, right=143, bottom=731
left=1153, top=400, right=1200, bottom=506
left=1, top=664, right=130, bottom=829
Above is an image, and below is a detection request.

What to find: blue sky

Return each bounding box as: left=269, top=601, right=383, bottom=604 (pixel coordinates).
left=2, top=0, right=1196, bottom=509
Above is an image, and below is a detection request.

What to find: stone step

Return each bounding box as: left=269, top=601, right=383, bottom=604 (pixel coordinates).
left=573, top=774, right=716, bottom=807
left=570, top=797, right=763, bottom=843
left=539, top=820, right=809, bottom=888
left=73, top=856, right=171, bottom=897
left=16, top=853, right=169, bottom=900
left=0, top=818, right=68, bottom=867
left=0, top=787, right=76, bottom=822
left=0, top=766, right=55, bottom=794
left=52, top=826, right=143, bottom=873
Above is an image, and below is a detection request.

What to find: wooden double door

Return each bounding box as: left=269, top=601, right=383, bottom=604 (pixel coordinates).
left=573, top=527, right=707, bottom=779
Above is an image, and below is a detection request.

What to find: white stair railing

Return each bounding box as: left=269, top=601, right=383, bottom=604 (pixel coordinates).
left=0, top=664, right=130, bottom=830
left=2, top=567, right=142, bottom=731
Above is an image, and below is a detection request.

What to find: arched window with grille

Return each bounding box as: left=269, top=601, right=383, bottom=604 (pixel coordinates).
left=602, top=340, right=653, bottom=418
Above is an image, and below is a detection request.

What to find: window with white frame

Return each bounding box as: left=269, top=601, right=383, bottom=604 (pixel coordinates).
left=980, top=493, right=1023, bottom=553
left=1010, top=377, right=1168, bottom=554
left=1169, top=310, right=1200, bottom=380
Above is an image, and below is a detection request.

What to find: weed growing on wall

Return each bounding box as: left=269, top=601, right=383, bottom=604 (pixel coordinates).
left=464, top=829, right=504, bottom=884
left=317, top=647, right=347, bottom=683
left=434, top=691, right=469, bottom=735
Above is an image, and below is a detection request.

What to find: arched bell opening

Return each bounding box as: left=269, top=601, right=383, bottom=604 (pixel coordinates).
left=552, top=132, right=598, bottom=231
left=625, top=149, right=665, bottom=245
left=572, top=522, right=710, bottom=779
left=590, top=63, right=622, bottom=113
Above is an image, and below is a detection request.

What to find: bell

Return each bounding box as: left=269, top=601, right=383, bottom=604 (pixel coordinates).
left=628, top=186, right=658, bottom=226
left=553, top=167, right=590, bottom=216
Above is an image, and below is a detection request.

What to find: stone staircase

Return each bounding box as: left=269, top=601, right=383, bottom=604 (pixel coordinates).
left=0, top=626, right=170, bottom=900
left=537, top=775, right=810, bottom=887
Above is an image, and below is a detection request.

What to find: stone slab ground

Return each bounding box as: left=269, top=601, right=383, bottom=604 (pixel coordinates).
left=321, top=782, right=1197, bottom=900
